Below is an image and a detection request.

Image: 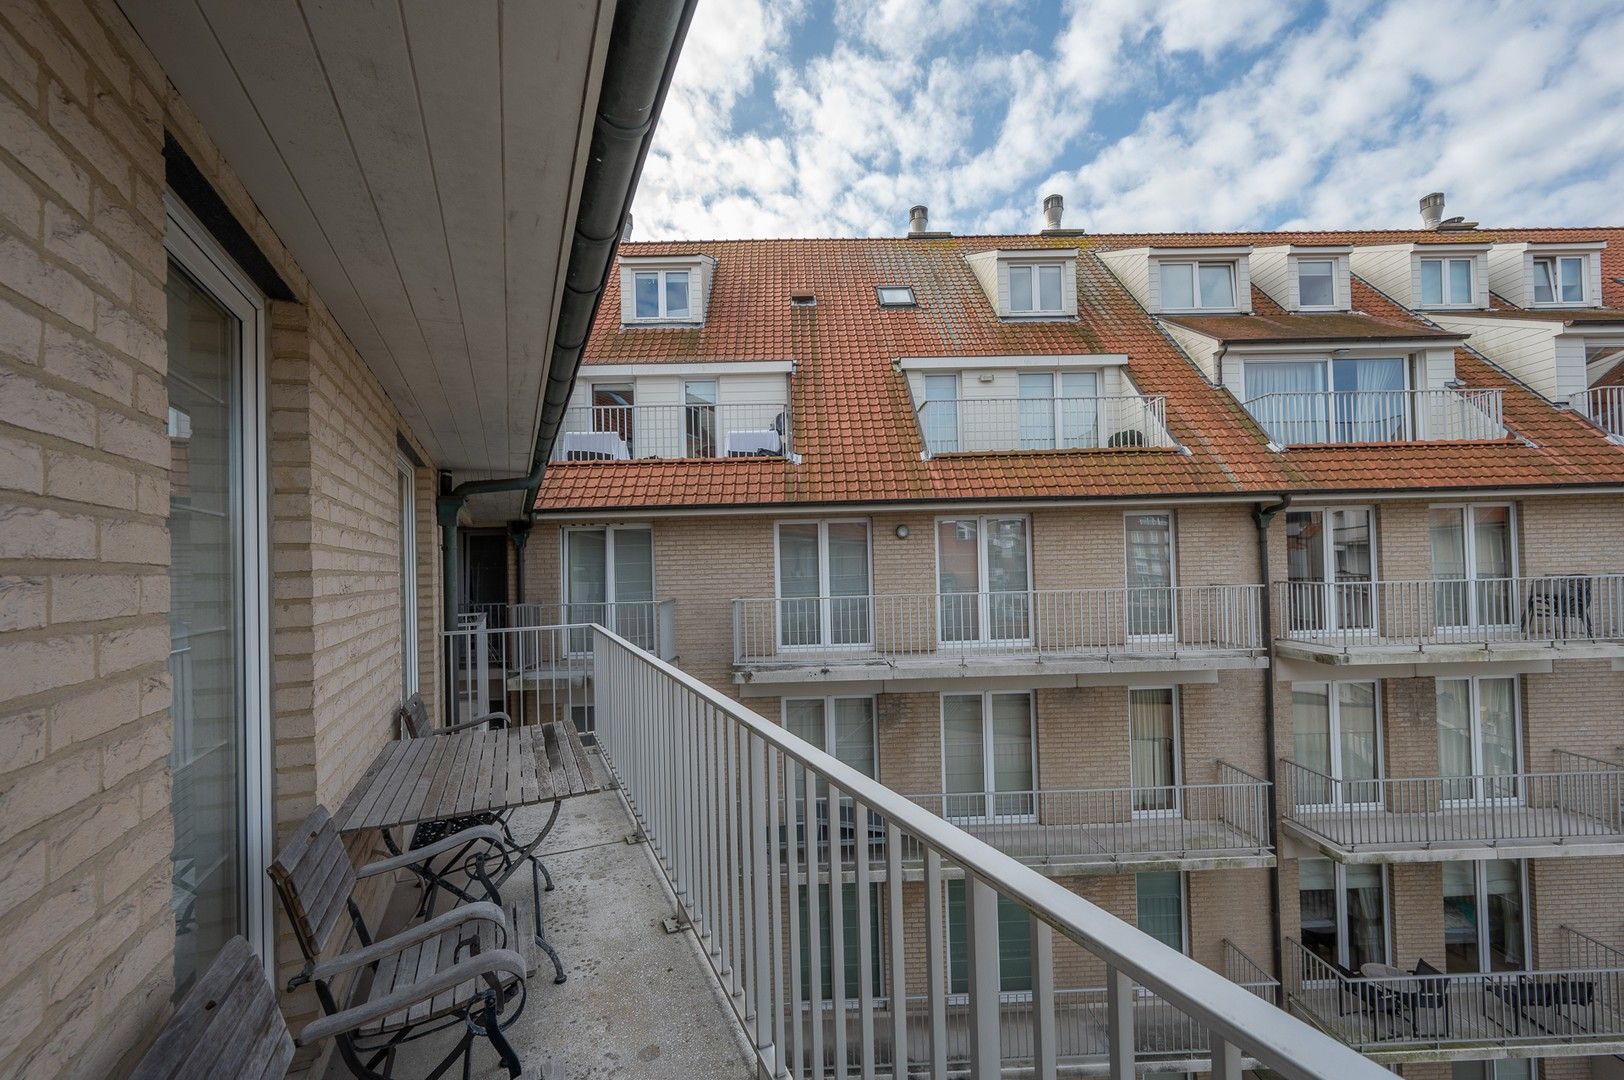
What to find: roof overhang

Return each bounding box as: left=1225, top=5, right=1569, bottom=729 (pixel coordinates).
left=898, top=354, right=1128, bottom=371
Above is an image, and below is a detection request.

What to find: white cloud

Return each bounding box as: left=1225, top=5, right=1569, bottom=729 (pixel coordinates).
left=631, top=0, right=1624, bottom=239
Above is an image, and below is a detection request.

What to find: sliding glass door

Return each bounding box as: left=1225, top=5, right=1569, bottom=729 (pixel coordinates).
left=1437, top=677, right=1521, bottom=803
left=165, top=199, right=270, bottom=992
left=937, top=517, right=1031, bottom=644
left=1430, top=505, right=1515, bottom=628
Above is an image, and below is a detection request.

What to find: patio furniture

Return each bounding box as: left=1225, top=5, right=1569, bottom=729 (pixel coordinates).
left=1523, top=576, right=1593, bottom=637
left=558, top=430, right=629, bottom=460
left=725, top=428, right=782, bottom=456
left=333, top=720, right=601, bottom=985
left=130, top=936, right=294, bottom=1080
left=269, top=807, right=538, bottom=1079
left=1486, top=973, right=1598, bottom=1036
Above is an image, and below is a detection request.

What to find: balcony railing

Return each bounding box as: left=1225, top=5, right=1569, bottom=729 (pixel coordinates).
left=590, top=623, right=1389, bottom=1079
left=1579, top=386, right=1624, bottom=439
left=1274, top=575, right=1624, bottom=651
left=905, top=764, right=1273, bottom=870
left=916, top=395, right=1175, bottom=455
left=1286, top=938, right=1624, bottom=1054
left=1277, top=756, right=1624, bottom=859
left=551, top=402, right=792, bottom=461
left=1225, top=940, right=1282, bottom=1007
left=459, top=600, right=675, bottom=660
left=732, top=585, right=1264, bottom=668
left=1243, top=388, right=1506, bottom=446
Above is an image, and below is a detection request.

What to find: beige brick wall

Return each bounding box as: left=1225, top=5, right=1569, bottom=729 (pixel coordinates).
left=0, top=1, right=443, bottom=1074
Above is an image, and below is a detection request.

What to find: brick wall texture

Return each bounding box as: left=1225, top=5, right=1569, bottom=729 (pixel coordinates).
left=0, top=1, right=440, bottom=1075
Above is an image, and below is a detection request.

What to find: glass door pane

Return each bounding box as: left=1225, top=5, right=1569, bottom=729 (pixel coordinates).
left=167, top=264, right=246, bottom=995
left=938, top=520, right=981, bottom=643
left=1018, top=372, right=1055, bottom=449
left=1472, top=507, right=1514, bottom=626
left=1331, top=357, right=1406, bottom=441
left=1058, top=371, right=1099, bottom=448
left=684, top=379, right=716, bottom=458
left=1285, top=510, right=1328, bottom=633
left=611, top=529, right=654, bottom=648
left=564, top=529, right=607, bottom=650
left=989, top=693, right=1033, bottom=817
left=922, top=374, right=958, bottom=452
left=984, top=519, right=1030, bottom=642
left=1292, top=685, right=1334, bottom=805
left=1244, top=360, right=1327, bottom=444
left=1437, top=679, right=1475, bottom=802
left=1330, top=509, right=1374, bottom=630
left=943, top=695, right=986, bottom=818
left=1443, top=862, right=1480, bottom=973
left=1483, top=860, right=1525, bottom=971
left=1298, top=859, right=1339, bottom=967
left=832, top=698, right=876, bottom=776
left=777, top=524, right=821, bottom=646
left=1126, top=513, right=1174, bottom=638
left=826, top=523, right=871, bottom=646
left=785, top=699, right=826, bottom=814
left=592, top=383, right=634, bottom=456
left=1344, top=865, right=1387, bottom=970
left=1478, top=678, right=1520, bottom=800
left=1137, top=872, right=1184, bottom=952
left=1131, top=688, right=1178, bottom=813
left=1430, top=509, right=1469, bottom=626
left=1338, top=682, right=1380, bottom=804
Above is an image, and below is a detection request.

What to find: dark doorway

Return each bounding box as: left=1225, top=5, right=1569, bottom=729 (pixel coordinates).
left=462, top=531, right=509, bottom=624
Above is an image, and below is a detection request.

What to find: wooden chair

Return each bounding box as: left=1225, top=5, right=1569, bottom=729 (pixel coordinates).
left=268, top=806, right=543, bottom=1079
left=130, top=936, right=294, bottom=1080
left=397, top=689, right=509, bottom=740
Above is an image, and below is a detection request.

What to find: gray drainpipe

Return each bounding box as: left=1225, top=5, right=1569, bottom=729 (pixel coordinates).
left=436, top=0, right=697, bottom=621
left=1253, top=493, right=1292, bottom=982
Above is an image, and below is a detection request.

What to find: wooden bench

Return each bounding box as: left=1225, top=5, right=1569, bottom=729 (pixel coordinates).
left=129, top=936, right=294, bottom=1080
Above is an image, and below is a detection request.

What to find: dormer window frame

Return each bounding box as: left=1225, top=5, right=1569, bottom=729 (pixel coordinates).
left=1144, top=247, right=1251, bottom=315
left=964, top=249, right=1080, bottom=320
left=1417, top=254, right=1479, bottom=309
left=618, top=253, right=714, bottom=327
left=1531, top=254, right=1588, bottom=306
left=1008, top=262, right=1066, bottom=315
left=1159, top=260, right=1236, bottom=312
left=1295, top=258, right=1338, bottom=310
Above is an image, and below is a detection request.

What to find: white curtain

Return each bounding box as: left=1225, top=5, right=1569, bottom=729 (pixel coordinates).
left=1245, top=361, right=1326, bottom=443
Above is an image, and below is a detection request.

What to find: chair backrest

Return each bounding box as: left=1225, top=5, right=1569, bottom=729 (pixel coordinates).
left=398, top=691, right=433, bottom=739
left=130, top=936, right=293, bottom=1080
left=267, top=806, right=358, bottom=963
left=1413, top=957, right=1440, bottom=978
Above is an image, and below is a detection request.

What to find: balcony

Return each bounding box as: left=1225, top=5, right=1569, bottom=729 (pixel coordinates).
left=905, top=764, right=1274, bottom=873
left=1242, top=388, right=1506, bottom=446
left=916, top=395, right=1177, bottom=456
left=1580, top=385, right=1624, bottom=439
left=1285, top=933, right=1624, bottom=1062
left=731, top=585, right=1266, bottom=687
left=550, top=402, right=793, bottom=461
left=1278, top=754, right=1624, bottom=862
left=1273, top=575, right=1624, bottom=665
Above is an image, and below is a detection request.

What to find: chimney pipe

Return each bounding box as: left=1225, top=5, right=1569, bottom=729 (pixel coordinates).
left=1043, top=193, right=1064, bottom=231
left=1419, top=192, right=1445, bottom=230
left=908, top=205, right=929, bottom=236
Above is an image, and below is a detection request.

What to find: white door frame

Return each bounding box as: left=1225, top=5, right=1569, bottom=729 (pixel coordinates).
left=397, top=456, right=419, bottom=697
left=164, top=192, right=274, bottom=974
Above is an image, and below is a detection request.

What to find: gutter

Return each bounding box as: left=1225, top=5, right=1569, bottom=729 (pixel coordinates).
left=1251, top=493, right=1291, bottom=984
left=436, top=0, right=697, bottom=627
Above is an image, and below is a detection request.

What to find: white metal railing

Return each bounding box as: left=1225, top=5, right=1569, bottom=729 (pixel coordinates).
left=732, top=585, right=1264, bottom=666
left=592, top=622, right=1389, bottom=1079
left=1274, top=574, right=1624, bottom=649
left=1562, top=926, right=1624, bottom=970
left=552, top=402, right=792, bottom=461
left=1277, top=757, right=1624, bottom=852
left=442, top=620, right=596, bottom=732
left=1286, top=938, right=1624, bottom=1052
left=906, top=764, right=1272, bottom=868
left=1579, top=386, right=1624, bottom=439
left=458, top=601, right=675, bottom=660
left=916, top=396, right=1175, bottom=455
left=1243, top=388, right=1506, bottom=445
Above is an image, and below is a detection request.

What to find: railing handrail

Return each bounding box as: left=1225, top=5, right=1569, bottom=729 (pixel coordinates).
left=592, top=621, right=1389, bottom=1079
left=909, top=777, right=1271, bottom=801
left=1243, top=386, right=1507, bottom=445
left=1276, top=571, right=1624, bottom=586
left=735, top=582, right=1265, bottom=603
left=1289, top=938, right=1624, bottom=986
left=1244, top=387, right=1502, bottom=403
left=1279, top=755, right=1624, bottom=789
left=917, top=393, right=1168, bottom=408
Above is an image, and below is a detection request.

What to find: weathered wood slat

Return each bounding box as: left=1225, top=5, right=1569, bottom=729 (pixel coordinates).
left=130, top=937, right=293, bottom=1080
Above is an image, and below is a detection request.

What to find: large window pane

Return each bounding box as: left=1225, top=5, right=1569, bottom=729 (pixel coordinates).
left=1299, top=859, right=1339, bottom=967
left=984, top=519, right=1030, bottom=640
left=832, top=698, right=876, bottom=776
left=1131, top=688, right=1177, bottom=812
left=664, top=270, right=690, bottom=317
left=1338, top=682, right=1379, bottom=803
left=798, top=884, right=883, bottom=1001
left=943, top=695, right=986, bottom=817
left=1018, top=372, right=1056, bottom=449
left=1160, top=262, right=1194, bottom=309
left=923, top=374, right=959, bottom=453
left=1292, top=685, right=1333, bottom=805
left=1436, top=678, right=1474, bottom=801
left=1058, top=370, right=1100, bottom=447
left=167, top=263, right=247, bottom=996
left=1472, top=506, right=1514, bottom=625
left=989, top=693, right=1033, bottom=816
left=1009, top=264, right=1033, bottom=311
left=684, top=378, right=716, bottom=457
left=1037, top=264, right=1062, bottom=312
left=938, top=520, right=980, bottom=642
left=1344, top=864, right=1387, bottom=970
left=1332, top=357, right=1406, bottom=441
left=1420, top=260, right=1444, bottom=305
left=1448, top=258, right=1473, bottom=304
left=1126, top=513, right=1174, bottom=637
left=1329, top=509, right=1375, bottom=629
left=1559, top=256, right=1584, bottom=302
left=827, top=522, right=871, bottom=645
left=1478, top=678, right=1519, bottom=798
left=1430, top=508, right=1469, bottom=626
left=1198, top=263, right=1234, bottom=308
left=1298, top=259, right=1334, bottom=306
left=610, top=528, right=654, bottom=644
left=1532, top=260, right=1556, bottom=304
left=634, top=272, right=659, bottom=317
left=1483, top=860, right=1526, bottom=971
left=1136, top=872, right=1184, bottom=952
left=1245, top=361, right=1328, bottom=444
left=1444, top=861, right=1479, bottom=973
left=777, top=524, right=821, bottom=646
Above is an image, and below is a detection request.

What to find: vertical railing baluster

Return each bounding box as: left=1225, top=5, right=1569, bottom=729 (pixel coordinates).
left=786, top=755, right=804, bottom=1080
left=1106, top=965, right=1133, bottom=1080
left=829, top=783, right=848, bottom=1080
left=1032, top=918, right=1056, bottom=1080
left=854, top=803, right=875, bottom=1080
left=750, top=734, right=772, bottom=1059
left=925, top=849, right=947, bottom=1079
left=805, top=762, right=825, bottom=1075
left=885, top=822, right=907, bottom=1080
left=965, top=874, right=1001, bottom=1079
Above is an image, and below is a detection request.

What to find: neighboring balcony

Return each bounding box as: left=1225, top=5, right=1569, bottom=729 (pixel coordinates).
left=1278, top=754, right=1624, bottom=862
left=905, top=764, right=1275, bottom=873
left=550, top=402, right=793, bottom=461
left=1273, top=575, right=1624, bottom=665
left=731, top=585, right=1266, bottom=686
left=1285, top=932, right=1624, bottom=1062
left=1579, top=385, right=1624, bottom=439
left=1242, top=387, right=1506, bottom=446
left=916, top=395, right=1177, bottom=456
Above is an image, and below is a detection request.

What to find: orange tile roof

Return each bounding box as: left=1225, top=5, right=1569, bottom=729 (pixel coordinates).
left=537, top=228, right=1624, bottom=513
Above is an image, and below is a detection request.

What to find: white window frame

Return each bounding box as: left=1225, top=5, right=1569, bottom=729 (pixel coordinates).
left=1240, top=355, right=1414, bottom=443
left=939, top=690, right=1037, bottom=825
left=921, top=373, right=961, bottom=453
left=876, top=285, right=916, bottom=307
left=1295, top=258, right=1338, bottom=310
left=1436, top=675, right=1524, bottom=807
left=1134, top=870, right=1189, bottom=956
left=396, top=455, right=419, bottom=697
left=1159, top=259, right=1238, bottom=311
left=164, top=192, right=274, bottom=976
left=1428, top=502, right=1518, bottom=628
left=1007, top=261, right=1066, bottom=315
left=781, top=696, right=878, bottom=778
left=1445, top=860, right=1531, bottom=976
left=629, top=268, right=692, bottom=321
left=1300, top=858, right=1393, bottom=975
left=1128, top=686, right=1182, bottom=818
left=772, top=520, right=874, bottom=651
left=1284, top=505, right=1379, bottom=635
left=1291, top=679, right=1384, bottom=810
left=1532, top=255, right=1587, bottom=306
left=561, top=524, right=655, bottom=617
left=933, top=515, right=1034, bottom=647
left=1419, top=256, right=1476, bottom=308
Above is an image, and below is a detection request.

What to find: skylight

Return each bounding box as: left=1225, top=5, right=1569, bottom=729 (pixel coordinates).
left=876, top=285, right=916, bottom=307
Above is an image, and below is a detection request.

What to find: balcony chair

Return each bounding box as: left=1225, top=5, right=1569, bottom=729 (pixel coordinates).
left=1522, top=576, right=1593, bottom=637
left=268, top=806, right=543, bottom=1079
left=1385, top=957, right=1451, bottom=1038
left=131, top=936, right=295, bottom=1080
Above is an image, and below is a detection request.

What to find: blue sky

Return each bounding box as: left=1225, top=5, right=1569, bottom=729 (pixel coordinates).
left=631, top=0, right=1624, bottom=239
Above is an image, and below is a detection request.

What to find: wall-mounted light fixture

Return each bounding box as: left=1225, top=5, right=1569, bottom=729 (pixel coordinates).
left=895, top=524, right=910, bottom=539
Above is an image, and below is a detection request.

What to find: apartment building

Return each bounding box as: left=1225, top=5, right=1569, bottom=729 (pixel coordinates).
left=517, top=200, right=1624, bottom=1080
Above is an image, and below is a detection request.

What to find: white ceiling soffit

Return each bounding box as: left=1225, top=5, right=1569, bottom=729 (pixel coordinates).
left=118, top=0, right=615, bottom=474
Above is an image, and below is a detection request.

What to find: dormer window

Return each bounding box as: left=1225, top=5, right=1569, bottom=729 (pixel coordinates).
left=633, top=269, right=690, bottom=320
left=1009, top=263, right=1064, bottom=314
left=1419, top=257, right=1474, bottom=307
left=1297, top=260, right=1336, bottom=308
left=1532, top=256, right=1586, bottom=305
left=1160, top=261, right=1235, bottom=311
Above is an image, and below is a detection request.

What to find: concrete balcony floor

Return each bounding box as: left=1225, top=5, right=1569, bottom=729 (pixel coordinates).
left=1282, top=805, right=1624, bottom=864
left=373, top=762, right=756, bottom=1080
